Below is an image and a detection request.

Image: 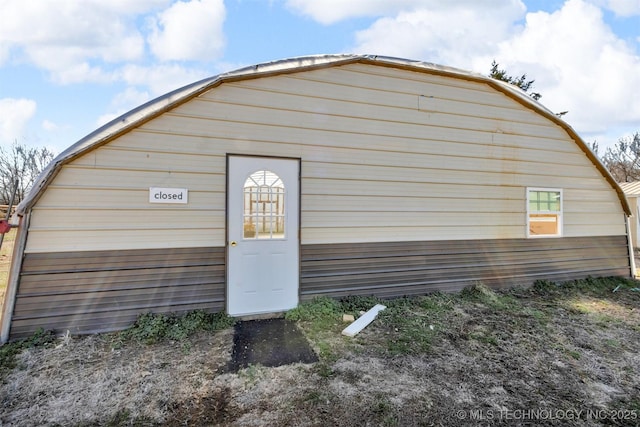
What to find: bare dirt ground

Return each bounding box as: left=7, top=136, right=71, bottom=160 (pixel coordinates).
left=1, top=278, right=640, bottom=426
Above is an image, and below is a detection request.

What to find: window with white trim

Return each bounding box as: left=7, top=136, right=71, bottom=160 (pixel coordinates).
left=527, top=188, right=562, bottom=237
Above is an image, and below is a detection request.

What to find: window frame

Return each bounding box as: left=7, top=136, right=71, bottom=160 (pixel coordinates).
left=242, top=170, right=286, bottom=240
left=526, top=187, right=563, bottom=238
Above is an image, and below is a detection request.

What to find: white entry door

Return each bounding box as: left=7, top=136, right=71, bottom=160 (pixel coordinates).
left=227, top=156, right=300, bottom=316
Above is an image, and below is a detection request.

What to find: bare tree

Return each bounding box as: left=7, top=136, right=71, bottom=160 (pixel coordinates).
left=591, top=132, right=640, bottom=182
left=0, top=141, right=55, bottom=205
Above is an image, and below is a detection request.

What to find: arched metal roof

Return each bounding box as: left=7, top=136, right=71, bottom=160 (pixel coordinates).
left=16, top=54, right=631, bottom=215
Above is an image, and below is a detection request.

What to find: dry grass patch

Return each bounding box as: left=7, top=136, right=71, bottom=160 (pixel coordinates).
left=1, top=277, right=640, bottom=426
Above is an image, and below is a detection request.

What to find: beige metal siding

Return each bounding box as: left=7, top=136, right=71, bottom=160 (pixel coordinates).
left=25, top=63, right=626, bottom=252
left=10, top=247, right=225, bottom=338
left=300, top=236, right=631, bottom=300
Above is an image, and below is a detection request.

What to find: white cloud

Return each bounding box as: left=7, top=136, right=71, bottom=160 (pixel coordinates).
left=347, top=0, right=639, bottom=145
left=0, top=0, right=166, bottom=82
left=351, top=1, right=526, bottom=67
left=96, top=87, right=153, bottom=127
left=118, top=64, right=211, bottom=96
left=42, top=120, right=59, bottom=132
left=148, top=0, right=226, bottom=62
left=0, top=98, right=37, bottom=144
left=492, top=0, right=640, bottom=136
left=96, top=63, right=213, bottom=127
left=588, top=0, right=640, bottom=16
left=285, top=0, right=423, bottom=25
left=286, top=0, right=526, bottom=25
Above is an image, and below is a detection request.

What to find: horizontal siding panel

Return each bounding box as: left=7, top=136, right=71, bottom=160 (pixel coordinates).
left=36, top=188, right=225, bottom=210
left=30, top=209, right=224, bottom=230
left=21, top=246, right=223, bottom=274
left=302, top=211, right=525, bottom=228
left=10, top=247, right=226, bottom=339
left=52, top=166, right=225, bottom=192
left=301, top=224, right=627, bottom=246
left=206, top=83, right=552, bottom=132
left=300, top=236, right=631, bottom=299
left=304, top=195, right=621, bottom=215
left=305, top=179, right=616, bottom=208
left=565, top=188, right=623, bottom=203
left=565, top=200, right=622, bottom=214
left=301, top=250, right=628, bottom=276
left=169, top=100, right=569, bottom=142
left=226, top=77, right=551, bottom=126
left=303, top=195, right=524, bottom=212
left=302, top=225, right=526, bottom=244
left=301, top=235, right=628, bottom=258
left=13, top=289, right=224, bottom=319
left=564, top=223, right=628, bottom=237
left=126, top=121, right=583, bottom=159
left=301, top=261, right=630, bottom=291
left=300, top=268, right=631, bottom=301
left=303, top=180, right=518, bottom=198
left=302, top=162, right=604, bottom=189
left=18, top=269, right=224, bottom=295
left=73, top=147, right=225, bottom=173
left=315, top=63, right=499, bottom=93
left=296, top=151, right=596, bottom=179
left=565, top=212, right=627, bottom=225
left=286, top=65, right=503, bottom=105
left=13, top=286, right=224, bottom=318
left=25, top=229, right=224, bottom=253
left=245, top=64, right=497, bottom=95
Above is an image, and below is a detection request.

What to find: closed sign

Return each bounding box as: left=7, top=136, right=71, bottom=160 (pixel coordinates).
left=149, top=187, right=188, bottom=204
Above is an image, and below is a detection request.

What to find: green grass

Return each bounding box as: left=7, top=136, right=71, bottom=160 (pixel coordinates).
left=377, top=297, right=439, bottom=355
left=285, top=296, right=346, bottom=365
left=118, top=310, right=235, bottom=345
left=288, top=294, right=452, bottom=357
left=285, top=296, right=343, bottom=324
left=288, top=277, right=640, bottom=359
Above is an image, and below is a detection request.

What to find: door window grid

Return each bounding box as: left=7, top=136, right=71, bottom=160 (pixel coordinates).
left=243, top=170, right=285, bottom=239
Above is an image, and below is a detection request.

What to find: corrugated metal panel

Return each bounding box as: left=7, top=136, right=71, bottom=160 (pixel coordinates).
left=9, top=246, right=225, bottom=339
left=25, top=228, right=224, bottom=253
left=36, top=187, right=225, bottom=210
left=620, top=181, right=640, bottom=196
left=116, top=122, right=583, bottom=159
left=16, top=54, right=630, bottom=222
left=9, top=235, right=632, bottom=338
left=226, top=76, right=552, bottom=126
left=24, top=62, right=628, bottom=253
left=300, top=236, right=631, bottom=300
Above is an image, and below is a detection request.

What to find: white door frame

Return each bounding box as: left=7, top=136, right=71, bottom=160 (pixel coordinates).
left=226, top=155, right=300, bottom=316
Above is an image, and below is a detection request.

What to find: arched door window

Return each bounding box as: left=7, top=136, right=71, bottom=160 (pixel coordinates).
left=243, top=170, right=285, bottom=239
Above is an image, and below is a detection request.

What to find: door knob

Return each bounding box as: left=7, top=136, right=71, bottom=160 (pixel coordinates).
left=230, top=241, right=237, bottom=247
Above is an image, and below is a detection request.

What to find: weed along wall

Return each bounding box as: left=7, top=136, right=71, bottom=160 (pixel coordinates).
left=0, top=54, right=633, bottom=342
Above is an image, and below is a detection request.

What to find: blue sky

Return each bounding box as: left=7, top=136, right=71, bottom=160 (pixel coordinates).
left=0, top=0, right=639, bottom=155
